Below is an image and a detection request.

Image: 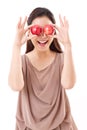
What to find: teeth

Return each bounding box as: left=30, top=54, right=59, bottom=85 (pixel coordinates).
left=38, top=41, right=47, bottom=44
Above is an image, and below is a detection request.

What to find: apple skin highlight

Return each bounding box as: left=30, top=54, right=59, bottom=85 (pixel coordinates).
left=30, top=25, right=54, bottom=36
left=44, top=25, right=54, bottom=35
left=30, top=25, right=42, bottom=36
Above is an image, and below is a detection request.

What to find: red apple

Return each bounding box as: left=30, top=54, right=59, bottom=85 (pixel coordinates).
left=30, top=25, right=42, bottom=35
left=44, top=25, right=54, bottom=35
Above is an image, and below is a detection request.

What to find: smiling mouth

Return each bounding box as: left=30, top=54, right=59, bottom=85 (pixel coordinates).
left=37, top=40, right=48, bottom=46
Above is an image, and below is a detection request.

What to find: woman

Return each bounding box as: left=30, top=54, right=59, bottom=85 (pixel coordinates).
left=8, top=7, right=78, bottom=130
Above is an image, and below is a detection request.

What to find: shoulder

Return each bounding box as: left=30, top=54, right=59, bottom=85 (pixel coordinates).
left=25, top=51, right=34, bottom=59
left=59, top=52, right=64, bottom=56
left=56, top=52, right=64, bottom=66
left=56, top=52, right=64, bottom=59
left=21, top=51, right=33, bottom=61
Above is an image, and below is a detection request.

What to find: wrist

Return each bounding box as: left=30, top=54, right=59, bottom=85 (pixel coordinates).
left=64, top=44, right=72, bottom=54
left=13, top=41, right=22, bottom=48
left=13, top=44, right=21, bottom=52
left=14, top=36, right=23, bottom=47
left=64, top=41, right=72, bottom=49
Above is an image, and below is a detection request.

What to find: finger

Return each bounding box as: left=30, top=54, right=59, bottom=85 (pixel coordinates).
left=59, top=14, right=64, bottom=27
left=27, top=30, right=36, bottom=40
left=48, top=34, right=54, bottom=38
left=53, top=25, right=62, bottom=33
left=22, top=16, right=27, bottom=27
left=27, top=35, right=36, bottom=40
left=24, top=24, right=34, bottom=33
left=53, top=34, right=58, bottom=39
left=26, top=35, right=30, bottom=41
left=24, top=24, right=35, bottom=34
left=17, top=17, right=22, bottom=28
left=53, top=34, right=63, bottom=44
left=64, top=16, right=69, bottom=28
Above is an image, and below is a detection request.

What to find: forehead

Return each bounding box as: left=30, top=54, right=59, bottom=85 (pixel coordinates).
left=32, top=16, right=52, bottom=26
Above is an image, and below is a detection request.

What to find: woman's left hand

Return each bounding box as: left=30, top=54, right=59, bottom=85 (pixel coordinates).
left=53, top=15, right=71, bottom=47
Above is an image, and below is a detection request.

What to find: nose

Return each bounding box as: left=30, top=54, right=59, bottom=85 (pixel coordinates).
left=40, top=30, right=47, bottom=37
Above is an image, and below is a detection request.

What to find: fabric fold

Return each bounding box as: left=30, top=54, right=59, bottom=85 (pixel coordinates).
left=15, top=53, right=78, bottom=130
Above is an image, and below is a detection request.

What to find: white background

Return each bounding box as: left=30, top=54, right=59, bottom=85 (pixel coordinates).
left=0, top=0, right=87, bottom=130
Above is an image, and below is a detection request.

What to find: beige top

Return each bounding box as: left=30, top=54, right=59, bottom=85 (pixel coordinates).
left=15, top=53, right=78, bottom=130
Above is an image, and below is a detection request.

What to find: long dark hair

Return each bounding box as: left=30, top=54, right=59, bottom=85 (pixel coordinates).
left=26, top=7, right=63, bottom=53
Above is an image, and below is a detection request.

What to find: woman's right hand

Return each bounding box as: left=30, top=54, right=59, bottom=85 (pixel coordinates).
left=14, top=16, right=32, bottom=47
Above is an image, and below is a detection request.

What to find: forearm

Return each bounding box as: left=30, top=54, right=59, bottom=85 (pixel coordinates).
left=61, top=44, right=76, bottom=89
left=8, top=44, right=24, bottom=91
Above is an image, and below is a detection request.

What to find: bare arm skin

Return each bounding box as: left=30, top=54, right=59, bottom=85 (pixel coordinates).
left=54, top=15, right=76, bottom=89
left=8, top=17, right=31, bottom=91
left=61, top=44, right=76, bottom=89
left=8, top=45, right=24, bottom=91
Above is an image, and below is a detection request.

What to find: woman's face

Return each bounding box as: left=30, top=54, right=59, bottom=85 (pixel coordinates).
left=30, top=16, right=54, bottom=52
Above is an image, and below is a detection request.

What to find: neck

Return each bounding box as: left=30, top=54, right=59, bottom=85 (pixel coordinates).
left=33, top=49, right=52, bottom=59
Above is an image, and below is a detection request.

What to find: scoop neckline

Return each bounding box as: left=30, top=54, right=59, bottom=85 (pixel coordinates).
left=25, top=53, right=57, bottom=72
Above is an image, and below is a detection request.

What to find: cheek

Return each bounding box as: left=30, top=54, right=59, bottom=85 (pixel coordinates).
left=48, top=37, right=54, bottom=44
left=31, top=36, right=37, bottom=45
